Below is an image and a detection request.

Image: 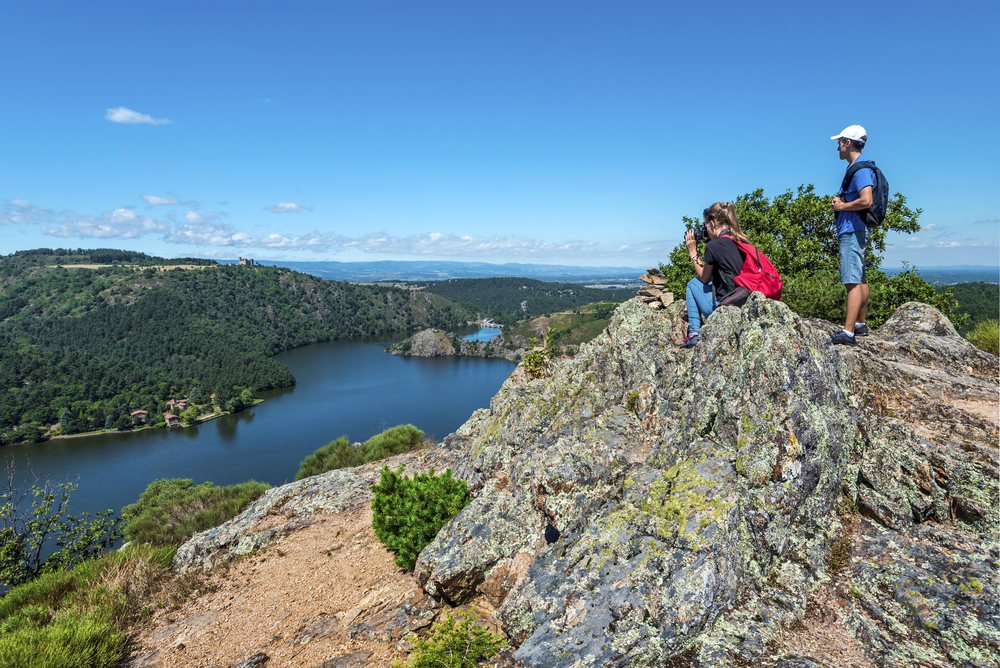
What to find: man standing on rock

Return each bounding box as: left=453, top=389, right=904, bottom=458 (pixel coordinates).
left=829, top=125, right=873, bottom=346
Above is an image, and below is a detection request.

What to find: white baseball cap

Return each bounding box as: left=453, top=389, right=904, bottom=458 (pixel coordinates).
left=831, top=125, right=867, bottom=141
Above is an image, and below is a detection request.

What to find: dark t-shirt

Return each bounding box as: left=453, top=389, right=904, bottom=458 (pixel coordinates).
left=703, top=236, right=745, bottom=298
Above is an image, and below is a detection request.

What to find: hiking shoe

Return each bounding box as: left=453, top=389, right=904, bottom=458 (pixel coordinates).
left=829, top=331, right=858, bottom=346
left=680, top=333, right=699, bottom=349
left=854, top=323, right=869, bottom=336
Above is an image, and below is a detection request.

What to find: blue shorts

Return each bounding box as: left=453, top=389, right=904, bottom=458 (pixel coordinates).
left=839, top=227, right=869, bottom=285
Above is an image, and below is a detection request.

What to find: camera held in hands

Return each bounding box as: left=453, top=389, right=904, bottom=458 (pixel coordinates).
left=691, top=224, right=710, bottom=243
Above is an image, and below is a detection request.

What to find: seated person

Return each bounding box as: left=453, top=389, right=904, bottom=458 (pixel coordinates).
left=680, top=201, right=751, bottom=348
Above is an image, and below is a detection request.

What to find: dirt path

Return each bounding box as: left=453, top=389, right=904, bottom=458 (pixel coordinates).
left=130, top=510, right=413, bottom=667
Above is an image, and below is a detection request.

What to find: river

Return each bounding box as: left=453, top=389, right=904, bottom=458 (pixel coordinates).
left=1, top=330, right=514, bottom=524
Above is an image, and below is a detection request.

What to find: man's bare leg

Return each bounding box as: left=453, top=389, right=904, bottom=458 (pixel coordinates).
left=844, top=282, right=865, bottom=333
left=857, top=279, right=869, bottom=325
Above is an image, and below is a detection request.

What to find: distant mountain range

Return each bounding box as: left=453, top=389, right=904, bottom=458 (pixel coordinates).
left=242, top=259, right=998, bottom=287
left=248, top=260, right=647, bottom=285
left=883, top=265, right=999, bottom=285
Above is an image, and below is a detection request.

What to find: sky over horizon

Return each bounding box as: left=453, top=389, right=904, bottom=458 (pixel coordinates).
left=1, top=1, right=997, bottom=268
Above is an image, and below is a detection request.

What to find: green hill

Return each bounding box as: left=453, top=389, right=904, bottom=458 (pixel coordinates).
left=937, top=282, right=999, bottom=335
left=0, top=251, right=473, bottom=443
left=410, top=277, right=635, bottom=325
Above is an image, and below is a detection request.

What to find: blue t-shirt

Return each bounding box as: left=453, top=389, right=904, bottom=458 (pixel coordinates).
left=836, top=154, right=875, bottom=236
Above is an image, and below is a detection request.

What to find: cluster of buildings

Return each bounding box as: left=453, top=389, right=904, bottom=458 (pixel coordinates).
left=125, top=393, right=219, bottom=429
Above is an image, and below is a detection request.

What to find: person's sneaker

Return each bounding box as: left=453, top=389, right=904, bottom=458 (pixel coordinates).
left=829, top=331, right=858, bottom=346
left=854, top=323, right=869, bottom=336
left=680, top=333, right=699, bottom=349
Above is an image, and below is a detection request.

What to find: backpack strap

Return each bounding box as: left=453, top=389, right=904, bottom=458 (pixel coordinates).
left=720, top=233, right=759, bottom=272
left=841, top=160, right=876, bottom=195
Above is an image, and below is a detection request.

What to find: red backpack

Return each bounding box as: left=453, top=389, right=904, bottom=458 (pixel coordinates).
left=720, top=233, right=783, bottom=301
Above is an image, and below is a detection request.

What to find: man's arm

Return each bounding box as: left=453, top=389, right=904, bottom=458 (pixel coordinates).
left=832, top=185, right=872, bottom=212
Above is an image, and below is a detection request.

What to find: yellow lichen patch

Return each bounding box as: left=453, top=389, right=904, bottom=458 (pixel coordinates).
left=641, top=460, right=733, bottom=544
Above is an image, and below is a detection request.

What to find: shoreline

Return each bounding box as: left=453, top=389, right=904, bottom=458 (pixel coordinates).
left=16, top=399, right=267, bottom=445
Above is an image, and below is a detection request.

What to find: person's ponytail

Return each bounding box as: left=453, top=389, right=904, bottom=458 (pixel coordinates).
left=703, top=201, right=749, bottom=244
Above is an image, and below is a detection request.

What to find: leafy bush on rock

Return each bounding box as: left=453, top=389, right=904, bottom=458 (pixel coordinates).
left=395, top=611, right=507, bottom=668
left=121, top=478, right=269, bottom=547
left=372, top=465, right=468, bottom=570
left=295, top=424, right=425, bottom=480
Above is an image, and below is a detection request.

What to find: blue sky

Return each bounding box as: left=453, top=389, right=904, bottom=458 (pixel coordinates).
left=1, top=1, right=997, bottom=268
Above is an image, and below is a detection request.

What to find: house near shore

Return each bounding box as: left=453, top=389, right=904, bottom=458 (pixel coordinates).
left=164, top=414, right=180, bottom=427
left=130, top=409, right=149, bottom=425
left=166, top=398, right=189, bottom=411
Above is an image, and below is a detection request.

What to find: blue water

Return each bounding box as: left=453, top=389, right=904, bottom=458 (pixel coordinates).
left=461, top=327, right=503, bottom=343
left=1, top=337, right=516, bottom=521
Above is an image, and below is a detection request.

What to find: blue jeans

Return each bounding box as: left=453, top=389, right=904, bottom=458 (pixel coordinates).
left=839, top=227, right=869, bottom=284
left=686, top=277, right=714, bottom=335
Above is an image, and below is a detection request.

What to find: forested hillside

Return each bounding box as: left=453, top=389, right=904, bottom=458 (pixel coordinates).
left=0, top=252, right=473, bottom=443
left=411, top=277, right=635, bottom=325
left=939, top=282, right=999, bottom=335
left=4, top=247, right=218, bottom=267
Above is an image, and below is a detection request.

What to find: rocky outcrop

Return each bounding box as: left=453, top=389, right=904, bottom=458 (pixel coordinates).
left=387, top=328, right=524, bottom=362
left=414, top=295, right=999, bottom=667
left=174, top=295, right=998, bottom=667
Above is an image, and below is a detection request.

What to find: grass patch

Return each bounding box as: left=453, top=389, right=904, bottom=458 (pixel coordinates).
left=0, top=544, right=176, bottom=667
left=121, top=478, right=270, bottom=547
left=295, top=424, right=425, bottom=480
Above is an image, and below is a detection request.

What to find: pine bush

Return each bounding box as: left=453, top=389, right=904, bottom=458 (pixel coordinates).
left=394, top=611, right=507, bottom=668
left=371, top=466, right=468, bottom=571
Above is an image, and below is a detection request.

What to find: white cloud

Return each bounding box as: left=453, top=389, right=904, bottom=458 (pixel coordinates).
left=934, top=241, right=961, bottom=248
left=2, top=198, right=674, bottom=258
left=143, top=195, right=180, bottom=205
left=43, top=208, right=172, bottom=239
left=264, top=202, right=311, bottom=213
left=2, top=200, right=54, bottom=226
left=105, top=107, right=172, bottom=125
left=906, top=244, right=927, bottom=249
left=343, top=232, right=610, bottom=258
left=923, top=223, right=940, bottom=230
left=907, top=236, right=921, bottom=242
left=973, top=217, right=1000, bottom=224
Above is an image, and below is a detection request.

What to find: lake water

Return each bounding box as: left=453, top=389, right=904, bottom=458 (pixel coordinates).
left=1, top=331, right=515, bottom=523
left=461, top=327, right=503, bottom=342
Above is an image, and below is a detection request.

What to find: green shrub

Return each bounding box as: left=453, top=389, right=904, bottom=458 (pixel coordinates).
left=0, top=544, right=175, bottom=667
left=121, top=478, right=270, bottom=547
left=967, top=319, right=999, bottom=355
left=361, top=424, right=424, bottom=461
left=296, top=437, right=363, bottom=479
left=395, top=611, right=507, bottom=668
left=371, top=466, right=468, bottom=570
left=295, top=424, right=425, bottom=480
left=2, top=462, right=122, bottom=587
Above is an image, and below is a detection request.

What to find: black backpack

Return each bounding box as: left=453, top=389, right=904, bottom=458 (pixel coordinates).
left=841, top=160, right=889, bottom=227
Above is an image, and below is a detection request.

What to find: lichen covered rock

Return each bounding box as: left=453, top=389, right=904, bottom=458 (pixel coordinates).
left=416, top=294, right=999, bottom=667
